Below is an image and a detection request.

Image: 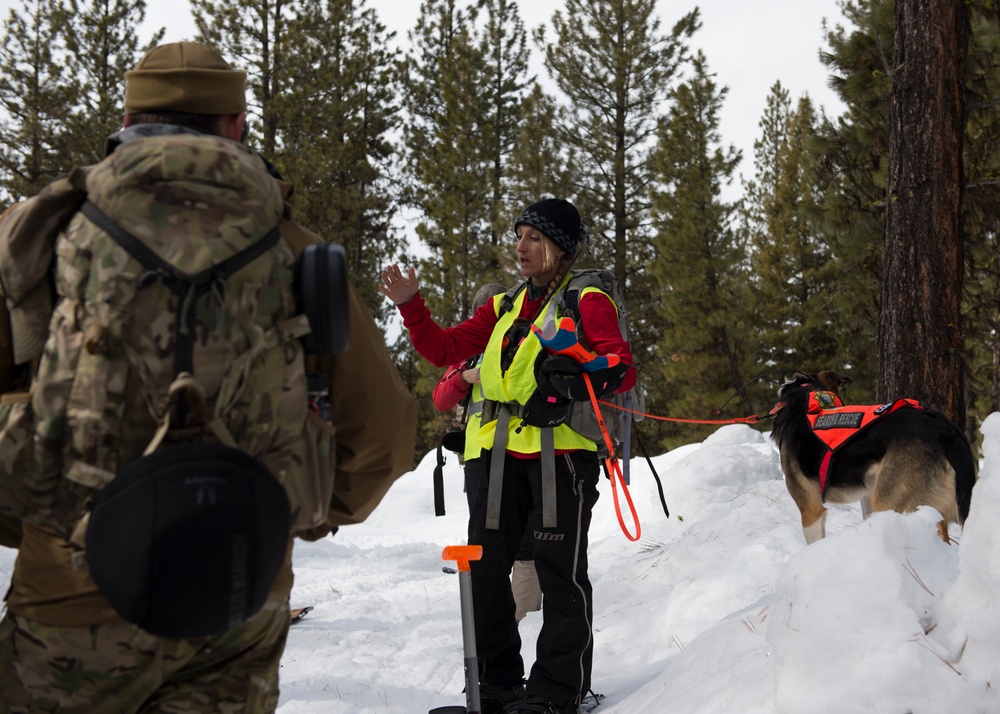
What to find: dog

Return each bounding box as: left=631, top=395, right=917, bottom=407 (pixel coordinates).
left=770, top=371, right=975, bottom=544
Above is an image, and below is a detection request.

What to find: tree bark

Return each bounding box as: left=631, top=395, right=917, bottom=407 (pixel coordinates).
left=878, top=0, right=969, bottom=424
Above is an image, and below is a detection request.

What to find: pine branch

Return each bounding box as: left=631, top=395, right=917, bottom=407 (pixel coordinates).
left=875, top=29, right=905, bottom=87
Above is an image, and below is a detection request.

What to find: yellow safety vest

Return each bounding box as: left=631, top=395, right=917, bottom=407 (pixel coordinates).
left=475, top=277, right=597, bottom=456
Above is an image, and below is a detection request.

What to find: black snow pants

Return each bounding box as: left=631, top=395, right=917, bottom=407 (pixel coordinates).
left=468, top=448, right=600, bottom=708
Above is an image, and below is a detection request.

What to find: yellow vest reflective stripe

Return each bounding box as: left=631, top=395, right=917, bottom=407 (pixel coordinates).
left=475, top=279, right=596, bottom=455
left=463, top=355, right=487, bottom=462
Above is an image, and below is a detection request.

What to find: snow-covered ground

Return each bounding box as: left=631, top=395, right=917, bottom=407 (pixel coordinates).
left=3, top=417, right=998, bottom=713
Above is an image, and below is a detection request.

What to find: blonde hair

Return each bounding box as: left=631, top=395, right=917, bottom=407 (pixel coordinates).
left=539, top=235, right=564, bottom=274
left=535, top=236, right=573, bottom=307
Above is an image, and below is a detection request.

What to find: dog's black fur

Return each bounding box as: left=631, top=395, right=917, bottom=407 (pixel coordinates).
left=771, top=372, right=975, bottom=544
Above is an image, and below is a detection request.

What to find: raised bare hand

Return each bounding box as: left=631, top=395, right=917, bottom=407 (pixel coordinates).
left=378, top=264, right=420, bottom=305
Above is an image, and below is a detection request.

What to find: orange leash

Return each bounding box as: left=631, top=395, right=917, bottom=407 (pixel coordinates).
left=582, top=392, right=765, bottom=541
left=595, top=398, right=765, bottom=425
left=585, top=373, right=640, bottom=542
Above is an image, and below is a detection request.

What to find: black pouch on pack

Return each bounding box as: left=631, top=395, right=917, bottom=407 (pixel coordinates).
left=85, top=442, right=292, bottom=639
left=300, top=243, right=350, bottom=356
left=441, top=427, right=465, bottom=454
left=520, top=384, right=572, bottom=428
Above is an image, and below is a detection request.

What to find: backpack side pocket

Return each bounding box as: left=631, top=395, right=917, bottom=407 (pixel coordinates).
left=291, top=409, right=338, bottom=539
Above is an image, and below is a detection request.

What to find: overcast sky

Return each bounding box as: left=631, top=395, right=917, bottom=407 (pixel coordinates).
left=0, top=0, right=843, bottom=191
left=343, top=0, right=850, bottom=183
left=136, top=0, right=848, bottom=184
left=0, top=0, right=848, bottom=184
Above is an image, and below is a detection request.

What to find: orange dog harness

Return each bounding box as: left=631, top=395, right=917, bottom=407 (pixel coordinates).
left=805, top=394, right=923, bottom=492
left=771, top=391, right=924, bottom=493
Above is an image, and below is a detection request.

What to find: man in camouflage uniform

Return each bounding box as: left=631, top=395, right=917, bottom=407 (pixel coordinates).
left=0, top=42, right=417, bottom=713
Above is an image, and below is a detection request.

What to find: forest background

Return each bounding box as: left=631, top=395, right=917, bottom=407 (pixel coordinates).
left=0, top=0, right=997, bottom=460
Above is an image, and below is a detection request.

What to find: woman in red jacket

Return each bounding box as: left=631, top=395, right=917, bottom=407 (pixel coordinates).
left=380, top=198, right=633, bottom=714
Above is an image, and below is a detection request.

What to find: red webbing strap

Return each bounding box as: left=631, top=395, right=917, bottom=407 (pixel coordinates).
left=819, top=449, right=833, bottom=493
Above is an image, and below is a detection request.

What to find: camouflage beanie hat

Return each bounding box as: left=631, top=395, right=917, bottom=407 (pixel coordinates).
left=513, top=198, right=590, bottom=256
left=125, top=42, right=246, bottom=115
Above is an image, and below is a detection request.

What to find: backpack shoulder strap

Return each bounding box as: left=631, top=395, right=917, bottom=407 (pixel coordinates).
left=557, top=269, right=617, bottom=329
left=497, top=281, right=528, bottom=318
left=79, top=199, right=283, bottom=378
left=80, top=200, right=280, bottom=286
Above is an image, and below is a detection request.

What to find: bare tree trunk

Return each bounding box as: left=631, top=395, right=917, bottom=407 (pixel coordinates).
left=878, top=0, right=969, bottom=425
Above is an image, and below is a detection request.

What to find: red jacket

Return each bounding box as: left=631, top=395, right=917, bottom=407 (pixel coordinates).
left=432, top=361, right=473, bottom=412
left=399, top=287, right=635, bottom=392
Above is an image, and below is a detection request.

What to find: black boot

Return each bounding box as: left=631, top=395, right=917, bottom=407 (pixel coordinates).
left=503, top=694, right=579, bottom=714
left=480, top=680, right=526, bottom=714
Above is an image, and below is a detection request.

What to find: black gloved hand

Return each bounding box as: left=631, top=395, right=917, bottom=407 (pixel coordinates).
left=537, top=354, right=589, bottom=401
left=520, top=353, right=572, bottom=428
left=538, top=354, right=627, bottom=401
left=585, top=362, right=628, bottom=398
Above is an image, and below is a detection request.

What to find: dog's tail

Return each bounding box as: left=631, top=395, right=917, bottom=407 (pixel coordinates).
left=943, top=428, right=977, bottom=524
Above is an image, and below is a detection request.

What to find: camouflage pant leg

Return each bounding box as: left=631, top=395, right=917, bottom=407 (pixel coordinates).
left=141, top=584, right=291, bottom=714
left=0, top=584, right=291, bottom=714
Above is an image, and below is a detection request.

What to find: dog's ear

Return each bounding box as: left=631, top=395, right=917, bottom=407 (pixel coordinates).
left=816, top=369, right=852, bottom=394
left=783, top=371, right=813, bottom=385
left=778, top=371, right=816, bottom=398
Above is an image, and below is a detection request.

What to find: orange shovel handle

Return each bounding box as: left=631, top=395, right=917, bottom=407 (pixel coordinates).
left=442, top=545, right=483, bottom=572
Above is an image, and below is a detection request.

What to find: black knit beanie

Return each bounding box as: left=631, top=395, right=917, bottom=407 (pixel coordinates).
left=513, top=198, right=589, bottom=255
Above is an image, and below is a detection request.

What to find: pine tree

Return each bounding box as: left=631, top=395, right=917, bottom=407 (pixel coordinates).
left=744, top=90, right=840, bottom=385
left=817, top=0, right=1000, bottom=431
left=534, top=0, right=700, bottom=278
left=0, top=0, right=75, bottom=203
left=193, top=0, right=404, bottom=326
left=399, top=0, right=495, bottom=451
left=278, top=0, right=404, bottom=324
left=476, top=0, right=529, bottom=248
left=62, top=0, right=164, bottom=166
left=738, top=82, right=793, bottom=412
left=399, top=0, right=549, bottom=453
left=506, top=82, right=576, bottom=208
left=648, top=51, right=745, bottom=448
left=401, top=0, right=510, bottom=325
left=957, top=7, right=1000, bottom=423
left=534, top=0, right=700, bottom=381
left=191, top=0, right=299, bottom=156
left=812, top=0, right=896, bottom=404
left=742, top=81, right=790, bottom=253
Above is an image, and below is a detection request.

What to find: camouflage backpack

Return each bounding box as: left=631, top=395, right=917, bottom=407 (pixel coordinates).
left=0, top=134, right=348, bottom=636
left=0, top=133, right=343, bottom=634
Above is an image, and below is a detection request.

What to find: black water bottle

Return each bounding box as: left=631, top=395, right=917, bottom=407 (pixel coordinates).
left=307, top=371, right=332, bottom=422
